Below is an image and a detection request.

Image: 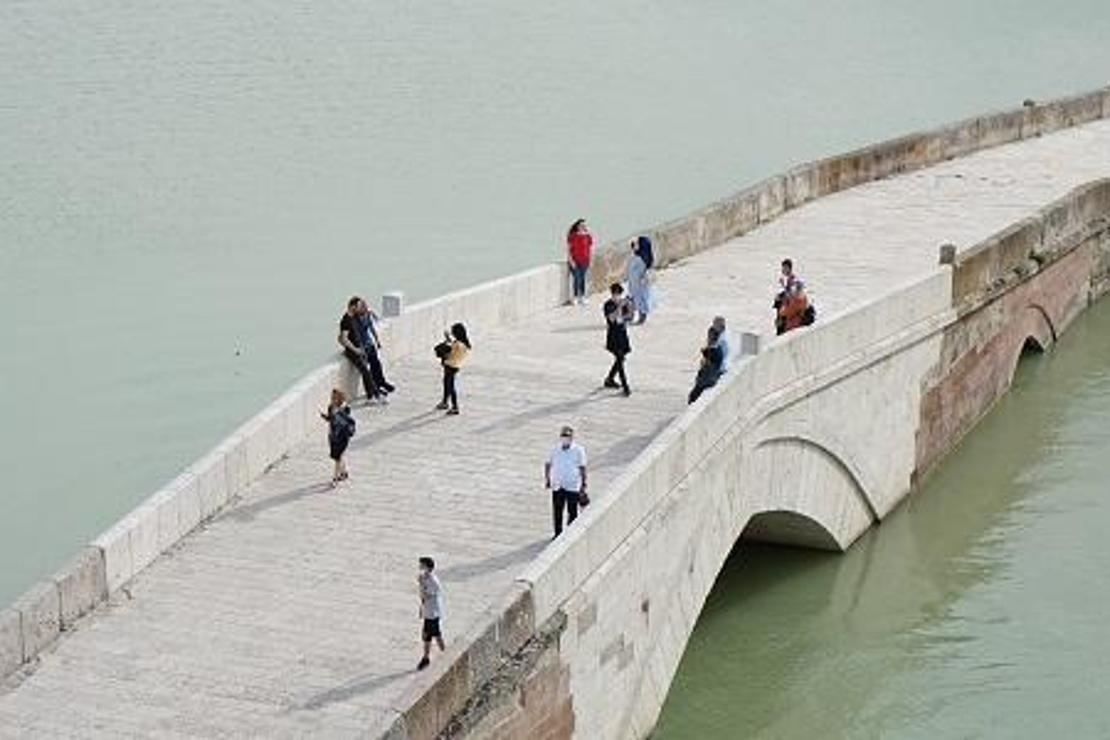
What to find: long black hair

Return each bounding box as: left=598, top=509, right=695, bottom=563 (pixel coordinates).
left=567, top=218, right=585, bottom=241
left=450, top=322, right=471, bottom=348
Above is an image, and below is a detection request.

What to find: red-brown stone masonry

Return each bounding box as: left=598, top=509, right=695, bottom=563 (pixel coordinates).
left=469, top=648, right=574, bottom=740
left=916, top=241, right=1096, bottom=480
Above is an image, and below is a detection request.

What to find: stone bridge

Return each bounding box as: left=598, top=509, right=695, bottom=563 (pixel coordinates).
left=2, top=88, right=1110, bottom=738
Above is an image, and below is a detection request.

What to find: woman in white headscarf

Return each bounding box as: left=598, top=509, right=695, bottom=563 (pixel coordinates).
left=626, top=235, right=653, bottom=324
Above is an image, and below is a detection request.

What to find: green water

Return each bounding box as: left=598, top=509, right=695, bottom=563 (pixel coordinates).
left=655, top=297, right=1110, bottom=738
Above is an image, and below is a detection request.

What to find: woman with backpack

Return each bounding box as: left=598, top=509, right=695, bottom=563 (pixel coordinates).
left=435, top=323, right=471, bottom=416
left=626, top=235, right=654, bottom=324
left=322, top=388, right=356, bottom=486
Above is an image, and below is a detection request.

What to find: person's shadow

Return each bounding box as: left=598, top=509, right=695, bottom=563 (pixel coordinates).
left=294, top=669, right=413, bottom=711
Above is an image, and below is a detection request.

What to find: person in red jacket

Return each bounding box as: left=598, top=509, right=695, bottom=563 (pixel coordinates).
left=566, top=218, right=594, bottom=305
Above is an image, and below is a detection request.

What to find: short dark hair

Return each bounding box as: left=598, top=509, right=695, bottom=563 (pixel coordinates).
left=781, top=258, right=793, bottom=270
left=609, top=282, right=624, bottom=295
left=419, top=556, right=435, bottom=570
left=347, top=296, right=361, bottom=309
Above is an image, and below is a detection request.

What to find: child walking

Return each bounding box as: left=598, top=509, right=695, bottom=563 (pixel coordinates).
left=417, top=556, right=445, bottom=670
left=321, top=388, right=355, bottom=486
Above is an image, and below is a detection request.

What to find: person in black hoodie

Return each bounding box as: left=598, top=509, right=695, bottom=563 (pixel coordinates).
left=603, top=283, right=633, bottom=396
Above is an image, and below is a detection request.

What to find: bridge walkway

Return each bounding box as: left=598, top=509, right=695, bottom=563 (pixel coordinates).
left=2, top=120, right=1109, bottom=736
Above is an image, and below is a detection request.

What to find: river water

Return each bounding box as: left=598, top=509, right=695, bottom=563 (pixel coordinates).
left=655, top=297, right=1110, bottom=738
left=1, top=0, right=1110, bottom=717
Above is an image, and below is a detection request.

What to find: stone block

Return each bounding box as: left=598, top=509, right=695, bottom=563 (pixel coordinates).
left=497, top=585, right=536, bottom=657
left=1060, top=90, right=1103, bottom=127
left=784, top=164, right=819, bottom=209
left=977, top=108, right=1023, bottom=148
left=870, top=132, right=930, bottom=178
left=222, top=434, right=250, bottom=498
left=938, top=119, right=979, bottom=159
left=14, top=581, right=60, bottom=660
left=129, top=496, right=163, bottom=578
left=53, top=547, right=107, bottom=629
left=381, top=291, right=404, bottom=317
left=192, top=451, right=229, bottom=520
left=0, top=608, right=21, bottom=677
left=466, top=616, right=502, bottom=690
left=757, top=176, right=786, bottom=223
left=93, top=516, right=134, bottom=593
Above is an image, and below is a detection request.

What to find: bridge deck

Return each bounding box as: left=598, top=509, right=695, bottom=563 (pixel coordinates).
left=3, top=121, right=1110, bottom=737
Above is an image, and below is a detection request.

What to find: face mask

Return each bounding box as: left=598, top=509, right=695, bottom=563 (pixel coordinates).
left=560, top=438, right=572, bottom=448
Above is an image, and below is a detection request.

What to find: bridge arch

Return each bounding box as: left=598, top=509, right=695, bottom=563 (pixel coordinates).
left=1008, top=302, right=1056, bottom=381
left=740, top=435, right=878, bottom=552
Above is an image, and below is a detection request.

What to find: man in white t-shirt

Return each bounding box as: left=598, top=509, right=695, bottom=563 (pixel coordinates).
left=544, top=426, right=588, bottom=538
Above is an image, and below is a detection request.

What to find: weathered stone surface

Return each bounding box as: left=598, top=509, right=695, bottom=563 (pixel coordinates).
left=53, top=547, right=107, bottom=630
left=0, top=608, right=21, bottom=677
left=13, top=582, right=60, bottom=661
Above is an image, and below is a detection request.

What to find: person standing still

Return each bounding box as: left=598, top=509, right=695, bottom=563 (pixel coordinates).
left=626, top=238, right=652, bottom=324
left=603, top=283, right=632, bottom=395
left=436, top=323, right=471, bottom=415
left=544, top=426, right=588, bottom=538
left=566, top=218, right=594, bottom=305
left=320, top=388, right=355, bottom=486
left=416, top=557, right=445, bottom=670
left=356, top=299, right=396, bottom=397
left=338, top=296, right=382, bottom=404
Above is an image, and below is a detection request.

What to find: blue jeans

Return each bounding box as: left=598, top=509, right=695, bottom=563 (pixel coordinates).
left=570, top=263, right=589, bottom=298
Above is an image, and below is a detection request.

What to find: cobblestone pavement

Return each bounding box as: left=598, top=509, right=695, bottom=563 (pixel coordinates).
left=2, top=120, right=1109, bottom=736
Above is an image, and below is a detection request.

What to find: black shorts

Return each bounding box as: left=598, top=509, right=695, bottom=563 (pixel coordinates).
left=329, top=436, right=349, bottom=461
left=422, top=618, right=442, bottom=641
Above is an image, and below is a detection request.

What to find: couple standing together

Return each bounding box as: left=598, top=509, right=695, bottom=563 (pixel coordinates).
left=566, top=219, right=654, bottom=321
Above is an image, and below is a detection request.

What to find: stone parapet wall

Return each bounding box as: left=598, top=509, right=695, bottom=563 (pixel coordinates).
left=0, top=261, right=571, bottom=682
left=587, top=86, right=1110, bottom=293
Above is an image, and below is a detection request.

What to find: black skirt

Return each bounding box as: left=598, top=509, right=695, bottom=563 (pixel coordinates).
left=329, top=435, right=349, bottom=461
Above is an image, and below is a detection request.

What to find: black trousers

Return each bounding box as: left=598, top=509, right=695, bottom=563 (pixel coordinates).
left=442, top=366, right=459, bottom=410
left=344, top=348, right=380, bottom=399
left=364, top=343, right=394, bottom=393
left=606, top=352, right=629, bottom=392
left=552, top=488, right=579, bottom=536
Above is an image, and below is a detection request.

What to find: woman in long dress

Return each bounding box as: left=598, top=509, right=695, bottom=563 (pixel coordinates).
left=626, top=238, right=652, bottom=324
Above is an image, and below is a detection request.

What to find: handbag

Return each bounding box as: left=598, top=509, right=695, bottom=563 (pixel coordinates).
left=577, top=490, right=590, bottom=507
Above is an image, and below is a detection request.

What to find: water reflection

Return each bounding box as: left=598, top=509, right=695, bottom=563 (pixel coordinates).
left=656, top=299, right=1110, bottom=738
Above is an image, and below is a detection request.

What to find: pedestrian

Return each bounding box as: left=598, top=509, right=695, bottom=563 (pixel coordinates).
left=712, top=316, right=731, bottom=373
left=773, top=258, right=816, bottom=335
left=566, top=218, right=594, bottom=305
left=357, top=299, right=396, bottom=396
left=626, top=237, right=652, bottom=324
left=603, top=283, right=633, bottom=395
left=320, top=388, right=355, bottom=486
left=416, top=557, right=445, bottom=670
left=688, top=326, right=725, bottom=404
left=338, top=296, right=383, bottom=404
left=544, top=426, right=588, bottom=538
left=435, top=322, right=471, bottom=415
